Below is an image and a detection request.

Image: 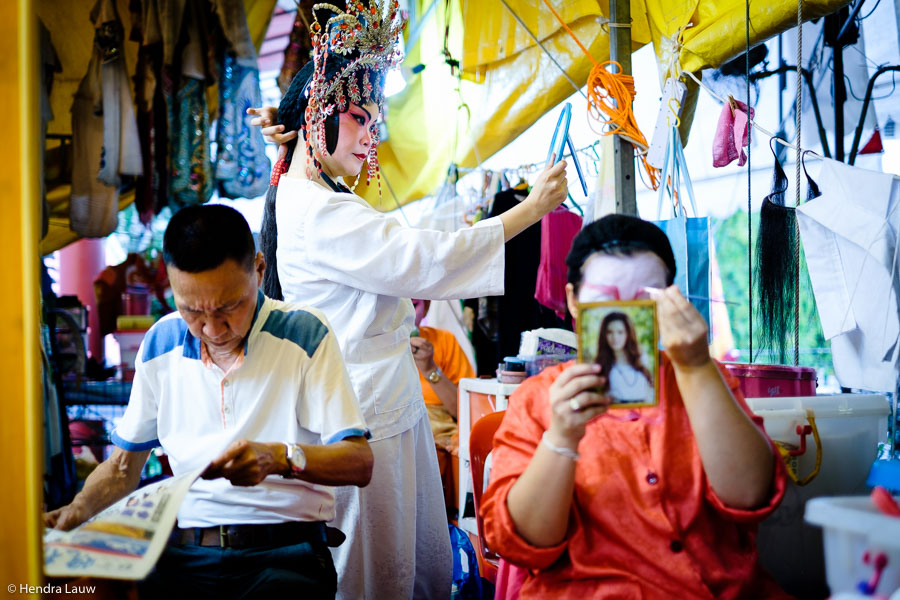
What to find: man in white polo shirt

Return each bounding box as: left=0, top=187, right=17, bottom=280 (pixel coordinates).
left=44, top=204, right=373, bottom=599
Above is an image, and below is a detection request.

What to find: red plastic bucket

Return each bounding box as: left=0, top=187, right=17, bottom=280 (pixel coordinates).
left=723, top=363, right=817, bottom=398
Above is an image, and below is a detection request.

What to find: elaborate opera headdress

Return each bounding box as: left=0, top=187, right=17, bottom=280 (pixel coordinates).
left=303, top=1, right=405, bottom=185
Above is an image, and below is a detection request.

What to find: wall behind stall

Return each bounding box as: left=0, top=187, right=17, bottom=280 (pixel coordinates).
left=0, top=0, right=43, bottom=593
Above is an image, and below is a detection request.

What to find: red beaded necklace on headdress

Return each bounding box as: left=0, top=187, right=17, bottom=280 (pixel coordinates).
left=302, top=1, right=405, bottom=193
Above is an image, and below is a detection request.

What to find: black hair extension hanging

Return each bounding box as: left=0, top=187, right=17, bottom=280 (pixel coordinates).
left=755, top=139, right=795, bottom=364
left=802, top=150, right=822, bottom=201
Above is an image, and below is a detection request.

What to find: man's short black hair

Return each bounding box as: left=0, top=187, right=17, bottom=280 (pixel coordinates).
left=163, top=205, right=256, bottom=273
left=566, top=214, right=676, bottom=288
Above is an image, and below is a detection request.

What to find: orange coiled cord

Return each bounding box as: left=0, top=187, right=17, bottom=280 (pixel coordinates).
left=540, top=0, right=659, bottom=190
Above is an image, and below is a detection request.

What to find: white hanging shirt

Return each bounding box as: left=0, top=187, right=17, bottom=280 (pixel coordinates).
left=796, top=159, right=900, bottom=392
left=275, top=176, right=505, bottom=440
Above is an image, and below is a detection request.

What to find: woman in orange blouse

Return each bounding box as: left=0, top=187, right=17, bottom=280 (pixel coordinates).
left=481, top=215, right=790, bottom=599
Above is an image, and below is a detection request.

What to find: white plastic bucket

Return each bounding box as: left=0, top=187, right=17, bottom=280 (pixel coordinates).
left=747, top=394, right=890, bottom=598
left=113, top=330, right=147, bottom=381
left=806, top=496, right=900, bottom=595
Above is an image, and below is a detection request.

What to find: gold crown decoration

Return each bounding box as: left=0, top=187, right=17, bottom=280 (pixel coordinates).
left=304, top=1, right=405, bottom=187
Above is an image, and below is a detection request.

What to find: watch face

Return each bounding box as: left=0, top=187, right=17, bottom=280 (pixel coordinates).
left=289, top=444, right=307, bottom=472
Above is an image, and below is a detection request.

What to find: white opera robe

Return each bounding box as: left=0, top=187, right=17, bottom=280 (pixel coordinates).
left=797, top=159, right=900, bottom=392
left=275, top=176, right=505, bottom=599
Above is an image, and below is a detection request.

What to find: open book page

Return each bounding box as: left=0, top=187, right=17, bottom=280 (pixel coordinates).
left=44, top=466, right=204, bottom=580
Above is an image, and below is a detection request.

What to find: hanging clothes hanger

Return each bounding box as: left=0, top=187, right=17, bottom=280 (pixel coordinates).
left=585, top=142, right=602, bottom=177
left=565, top=193, right=584, bottom=216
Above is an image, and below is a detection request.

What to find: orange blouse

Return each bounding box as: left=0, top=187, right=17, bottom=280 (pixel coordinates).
left=481, top=358, right=791, bottom=600
left=416, top=325, right=474, bottom=406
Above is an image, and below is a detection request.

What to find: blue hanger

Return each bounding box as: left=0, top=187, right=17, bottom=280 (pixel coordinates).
left=566, top=134, right=589, bottom=197
left=547, top=103, right=572, bottom=165
left=546, top=102, right=589, bottom=197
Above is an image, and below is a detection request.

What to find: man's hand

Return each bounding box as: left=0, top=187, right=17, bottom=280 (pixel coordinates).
left=546, top=363, right=610, bottom=451
left=44, top=501, right=91, bottom=531
left=202, top=439, right=287, bottom=486
left=410, top=336, right=437, bottom=375
left=652, top=285, right=711, bottom=370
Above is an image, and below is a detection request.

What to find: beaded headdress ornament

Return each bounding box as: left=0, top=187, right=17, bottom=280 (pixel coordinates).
left=304, top=1, right=405, bottom=188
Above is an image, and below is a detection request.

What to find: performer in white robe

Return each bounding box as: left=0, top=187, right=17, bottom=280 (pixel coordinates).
left=252, top=3, right=570, bottom=597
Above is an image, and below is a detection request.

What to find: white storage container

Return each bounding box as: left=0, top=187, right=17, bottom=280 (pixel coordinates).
left=746, top=394, right=890, bottom=598
left=112, top=329, right=147, bottom=381
left=806, top=496, right=900, bottom=596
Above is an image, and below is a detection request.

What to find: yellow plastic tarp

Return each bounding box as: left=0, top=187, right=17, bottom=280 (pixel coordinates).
left=357, top=0, right=850, bottom=210
left=38, top=0, right=276, bottom=255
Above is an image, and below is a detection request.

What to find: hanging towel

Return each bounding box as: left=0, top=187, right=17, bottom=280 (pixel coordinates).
left=712, top=98, right=754, bottom=168
left=796, top=159, right=900, bottom=392
left=535, top=206, right=583, bottom=319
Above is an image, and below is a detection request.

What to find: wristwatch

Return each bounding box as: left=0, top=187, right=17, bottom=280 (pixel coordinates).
left=284, top=443, right=307, bottom=478
left=427, top=367, right=442, bottom=384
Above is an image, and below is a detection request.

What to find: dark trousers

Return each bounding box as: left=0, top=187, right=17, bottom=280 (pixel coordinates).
left=137, top=541, right=337, bottom=599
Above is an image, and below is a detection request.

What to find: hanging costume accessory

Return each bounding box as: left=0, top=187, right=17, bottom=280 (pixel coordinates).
left=755, top=139, right=820, bottom=363
left=755, top=138, right=795, bottom=364
left=304, top=1, right=405, bottom=190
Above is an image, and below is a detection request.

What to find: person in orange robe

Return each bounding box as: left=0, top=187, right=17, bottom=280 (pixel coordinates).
left=411, top=299, right=475, bottom=512
left=481, top=214, right=791, bottom=599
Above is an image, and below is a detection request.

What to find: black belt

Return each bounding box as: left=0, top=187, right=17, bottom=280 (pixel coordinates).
left=170, top=522, right=345, bottom=549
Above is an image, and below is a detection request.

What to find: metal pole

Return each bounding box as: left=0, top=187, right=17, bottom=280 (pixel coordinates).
left=609, top=0, right=636, bottom=216
left=825, top=11, right=847, bottom=161
left=834, top=43, right=845, bottom=162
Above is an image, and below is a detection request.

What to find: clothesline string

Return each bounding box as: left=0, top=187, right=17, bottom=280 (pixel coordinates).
left=455, top=139, right=605, bottom=177
left=459, top=67, right=814, bottom=179
left=681, top=69, right=819, bottom=158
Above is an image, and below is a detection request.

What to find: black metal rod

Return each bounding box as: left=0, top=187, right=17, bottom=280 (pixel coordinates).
left=849, top=65, right=900, bottom=164
left=834, top=40, right=846, bottom=161
left=778, top=34, right=785, bottom=127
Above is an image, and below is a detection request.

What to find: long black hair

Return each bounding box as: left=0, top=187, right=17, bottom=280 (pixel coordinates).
left=259, top=58, right=381, bottom=300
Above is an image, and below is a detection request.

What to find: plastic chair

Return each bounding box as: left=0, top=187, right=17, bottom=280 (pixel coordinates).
left=470, top=410, right=506, bottom=583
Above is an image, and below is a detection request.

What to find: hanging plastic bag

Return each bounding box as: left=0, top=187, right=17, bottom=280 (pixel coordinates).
left=651, top=124, right=711, bottom=335
left=449, top=523, right=484, bottom=599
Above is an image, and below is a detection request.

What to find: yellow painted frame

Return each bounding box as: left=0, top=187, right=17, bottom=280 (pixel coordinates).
left=0, top=0, right=43, bottom=591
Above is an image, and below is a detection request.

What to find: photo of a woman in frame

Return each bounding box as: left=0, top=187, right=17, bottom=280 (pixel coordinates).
left=596, top=311, right=654, bottom=404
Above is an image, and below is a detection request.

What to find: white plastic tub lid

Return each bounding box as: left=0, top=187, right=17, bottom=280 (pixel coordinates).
left=747, top=394, right=890, bottom=419
left=805, top=496, right=900, bottom=546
